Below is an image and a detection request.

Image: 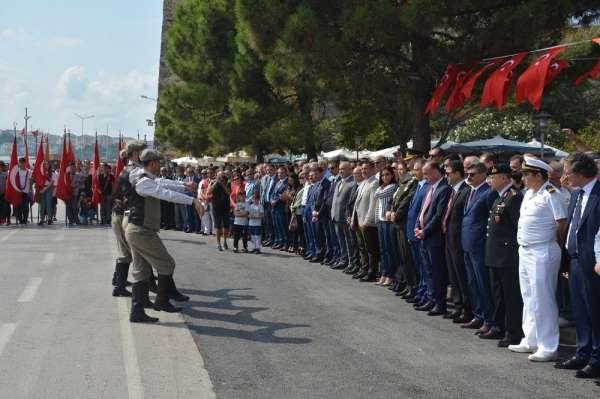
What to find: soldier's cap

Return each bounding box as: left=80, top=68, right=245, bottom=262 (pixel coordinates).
left=125, top=140, right=147, bottom=155
left=403, top=149, right=423, bottom=161
left=522, top=156, right=552, bottom=173
left=488, top=163, right=512, bottom=176
left=140, top=149, right=164, bottom=163
left=119, top=149, right=127, bottom=160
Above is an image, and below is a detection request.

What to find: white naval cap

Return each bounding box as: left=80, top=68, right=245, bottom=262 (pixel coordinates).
left=522, top=156, right=552, bottom=173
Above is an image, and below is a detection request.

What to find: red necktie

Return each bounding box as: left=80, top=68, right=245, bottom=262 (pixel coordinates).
left=418, top=186, right=434, bottom=228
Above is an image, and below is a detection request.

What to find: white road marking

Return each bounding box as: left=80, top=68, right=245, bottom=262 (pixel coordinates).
left=0, top=323, right=17, bottom=357
left=117, top=298, right=144, bottom=399
left=42, top=252, right=55, bottom=265
left=17, top=277, right=43, bottom=303
left=0, top=230, right=18, bottom=242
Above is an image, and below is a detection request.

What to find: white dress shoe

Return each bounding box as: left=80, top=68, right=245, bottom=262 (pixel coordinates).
left=528, top=351, right=558, bottom=362
left=508, top=343, right=537, bottom=353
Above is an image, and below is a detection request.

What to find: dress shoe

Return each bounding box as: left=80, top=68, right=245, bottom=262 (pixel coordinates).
left=415, top=301, right=435, bottom=312
left=303, top=254, right=313, bottom=260
left=360, top=273, right=377, bottom=282
left=272, top=244, right=281, bottom=249
left=508, top=342, right=537, bottom=353
left=479, top=326, right=503, bottom=339
left=405, top=296, right=420, bottom=303
left=453, top=313, right=473, bottom=324
left=474, top=324, right=491, bottom=336
left=554, top=357, right=589, bottom=370
left=309, top=257, right=323, bottom=263
left=461, top=319, right=483, bottom=329
left=443, top=309, right=461, bottom=320
left=324, top=259, right=335, bottom=266
left=427, top=306, right=447, bottom=316
left=528, top=351, right=558, bottom=362
left=331, top=263, right=347, bottom=270
left=344, top=265, right=357, bottom=274
left=575, top=365, right=600, bottom=379
left=353, top=271, right=368, bottom=280
left=498, top=337, right=521, bottom=348
left=401, top=287, right=416, bottom=299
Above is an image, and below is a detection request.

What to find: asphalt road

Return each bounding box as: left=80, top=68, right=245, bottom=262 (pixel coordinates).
left=1, top=213, right=599, bottom=399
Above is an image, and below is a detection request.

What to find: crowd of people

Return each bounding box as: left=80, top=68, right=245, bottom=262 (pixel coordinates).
left=1, top=143, right=599, bottom=381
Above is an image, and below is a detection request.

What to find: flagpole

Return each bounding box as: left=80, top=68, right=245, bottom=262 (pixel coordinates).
left=64, top=127, right=68, bottom=228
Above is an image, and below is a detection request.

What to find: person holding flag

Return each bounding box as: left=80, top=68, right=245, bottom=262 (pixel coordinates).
left=31, top=136, right=52, bottom=225
left=0, top=161, right=10, bottom=225
left=13, top=157, right=33, bottom=224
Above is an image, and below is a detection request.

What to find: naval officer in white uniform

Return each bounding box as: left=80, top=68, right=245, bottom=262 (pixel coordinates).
left=509, top=157, right=567, bottom=362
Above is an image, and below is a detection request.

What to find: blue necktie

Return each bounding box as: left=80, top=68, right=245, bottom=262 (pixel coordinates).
left=566, top=189, right=584, bottom=256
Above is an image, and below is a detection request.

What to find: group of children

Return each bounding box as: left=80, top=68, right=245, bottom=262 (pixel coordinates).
left=230, top=191, right=264, bottom=254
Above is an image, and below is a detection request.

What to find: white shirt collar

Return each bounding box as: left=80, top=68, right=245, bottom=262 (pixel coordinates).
left=452, top=179, right=465, bottom=192
left=430, top=177, right=443, bottom=190
left=581, top=178, right=597, bottom=196
left=418, top=179, right=427, bottom=187
left=470, top=181, right=486, bottom=191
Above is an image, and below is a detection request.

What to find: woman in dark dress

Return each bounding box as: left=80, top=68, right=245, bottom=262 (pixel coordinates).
left=208, top=172, right=231, bottom=251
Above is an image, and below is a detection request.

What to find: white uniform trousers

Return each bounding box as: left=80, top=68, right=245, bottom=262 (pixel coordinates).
left=201, top=202, right=214, bottom=234
left=518, top=242, right=561, bottom=354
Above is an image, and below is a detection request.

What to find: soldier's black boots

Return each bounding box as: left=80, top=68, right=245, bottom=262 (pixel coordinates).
left=148, top=270, right=158, bottom=293
left=112, top=263, right=132, bottom=297
left=170, top=278, right=190, bottom=302
left=130, top=282, right=159, bottom=323
left=153, top=275, right=182, bottom=313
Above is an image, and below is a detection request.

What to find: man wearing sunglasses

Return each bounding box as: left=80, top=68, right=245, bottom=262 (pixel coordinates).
left=509, top=157, right=567, bottom=362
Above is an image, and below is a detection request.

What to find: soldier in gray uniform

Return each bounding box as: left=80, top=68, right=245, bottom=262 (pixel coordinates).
left=111, top=148, right=133, bottom=297
left=125, top=149, right=204, bottom=323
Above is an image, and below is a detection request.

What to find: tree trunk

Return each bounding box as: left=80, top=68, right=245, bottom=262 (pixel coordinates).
left=409, top=36, right=433, bottom=154
left=297, top=90, right=318, bottom=160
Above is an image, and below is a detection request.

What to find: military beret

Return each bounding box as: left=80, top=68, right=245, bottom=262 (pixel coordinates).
left=522, top=156, right=552, bottom=173
left=404, top=149, right=423, bottom=161
left=488, top=163, right=512, bottom=175
left=125, top=140, right=147, bottom=155
left=139, top=149, right=164, bottom=162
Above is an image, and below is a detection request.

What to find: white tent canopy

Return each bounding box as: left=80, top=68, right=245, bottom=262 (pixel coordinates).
left=320, top=148, right=370, bottom=160
left=450, top=135, right=556, bottom=156
left=528, top=139, right=569, bottom=158
left=171, top=156, right=199, bottom=166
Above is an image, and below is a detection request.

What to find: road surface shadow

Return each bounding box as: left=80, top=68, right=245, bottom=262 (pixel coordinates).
left=161, top=237, right=206, bottom=245
left=179, top=288, right=312, bottom=344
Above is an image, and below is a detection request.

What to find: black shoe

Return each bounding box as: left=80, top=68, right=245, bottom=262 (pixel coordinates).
left=443, top=309, right=462, bottom=320
left=360, top=272, right=377, bottom=282
left=343, top=265, right=355, bottom=274
left=405, top=296, right=420, bottom=303
left=272, top=244, right=281, bottom=249
left=309, top=257, right=323, bottom=263
left=479, top=326, right=504, bottom=340
left=401, top=287, right=417, bottom=299
left=153, top=275, right=182, bottom=313
left=427, top=307, right=447, bottom=316
left=498, top=337, right=521, bottom=348
left=169, top=277, right=190, bottom=302
left=331, top=263, right=347, bottom=270
left=353, top=271, right=368, bottom=280
left=303, top=254, right=313, bottom=260
left=554, top=357, right=589, bottom=370
left=130, top=282, right=159, bottom=323
left=575, top=365, right=600, bottom=379
left=415, top=301, right=435, bottom=311
left=112, top=262, right=132, bottom=297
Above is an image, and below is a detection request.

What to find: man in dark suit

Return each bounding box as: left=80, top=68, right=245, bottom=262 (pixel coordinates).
left=324, top=162, right=341, bottom=265
left=406, top=159, right=430, bottom=305
left=345, top=166, right=365, bottom=275
left=461, top=162, right=498, bottom=335
left=331, top=161, right=357, bottom=270
left=555, top=153, right=600, bottom=379
left=484, top=164, right=524, bottom=347
left=442, top=160, right=472, bottom=322
left=303, top=171, right=318, bottom=260
left=311, top=166, right=332, bottom=263
left=270, top=167, right=289, bottom=249
left=414, top=161, right=452, bottom=315
left=388, top=164, right=418, bottom=297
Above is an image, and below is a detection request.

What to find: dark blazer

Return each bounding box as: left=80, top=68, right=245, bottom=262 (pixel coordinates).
left=331, top=176, right=356, bottom=223
left=325, top=176, right=340, bottom=219
left=445, top=181, right=470, bottom=248
left=565, top=181, right=600, bottom=278
left=417, top=178, right=452, bottom=247
left=270, top=177, right=289, bottom=208
left=407, top=180, right=429, bottom=242
left=485, top=187, right=523, bottom=268
left=390, top=176, right=418, bottom=226
left=346, top=183, right=360, bottom=221
left=312, top=178, right=332, bottom=219
left=461, top=183, right=498, bottom=253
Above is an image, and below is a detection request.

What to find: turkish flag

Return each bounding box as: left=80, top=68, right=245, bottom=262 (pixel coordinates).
left=574, top=58, right=600, bottom=85
left=31, top=139, right=46, bottom=188
left=481, top=52, right=528, bottom=109
left=91, top=137, right=102, bottom=206
left=113, top=136, right=125, bottom=195
left=460, top=59, right=503, bottom=102
left=444, top=64, right=476, bottom=112
left=515, top=47, right=565, bottom=110
left=5, top=134, right=23, bottom=206
left=66, top=135, right=75, bottom=164
left=545, top=60, right=569, bottom=85
left=56, top=135, right=72, bottom=202
left=31, top=130, right=40, bottom=137
left=44, top=135, right=50, bottom=162
left=424, top=64, right=461, bottom=116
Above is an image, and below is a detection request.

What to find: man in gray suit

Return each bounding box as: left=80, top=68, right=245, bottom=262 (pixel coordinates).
left=352, top=160, right=380, bottom=282
left=330, top=161, right=358, bottom=270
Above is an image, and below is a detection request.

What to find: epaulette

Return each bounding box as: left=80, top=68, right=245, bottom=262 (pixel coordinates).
left=546, top=185, right=556, bottom=193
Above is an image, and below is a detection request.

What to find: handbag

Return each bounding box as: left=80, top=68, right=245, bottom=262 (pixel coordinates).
left=288, top=214, right=298, bottom=232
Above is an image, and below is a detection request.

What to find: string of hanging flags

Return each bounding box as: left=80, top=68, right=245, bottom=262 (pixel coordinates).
left=425, top=38, right=600, bottom=115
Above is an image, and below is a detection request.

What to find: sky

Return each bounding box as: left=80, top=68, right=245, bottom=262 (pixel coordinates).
left=0, top=0, right=163, bottom=139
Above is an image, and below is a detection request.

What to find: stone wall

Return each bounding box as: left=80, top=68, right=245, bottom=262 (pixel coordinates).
left=158, top=0, right=184, bottom=94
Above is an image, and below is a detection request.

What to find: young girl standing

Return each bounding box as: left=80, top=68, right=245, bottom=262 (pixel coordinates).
left=248, top=193, right=264, bottom=254
left=232, top=191, right=249, bottom=253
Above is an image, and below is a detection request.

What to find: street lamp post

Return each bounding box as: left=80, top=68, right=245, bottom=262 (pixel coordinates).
left=354, top=136, right=361, bottom=161
left=74, top=113, right=94, bottom=158
left=533, top=111, right=552, bottom=159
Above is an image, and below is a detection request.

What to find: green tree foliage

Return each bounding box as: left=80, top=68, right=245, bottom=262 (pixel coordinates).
left=157, top=0, right=599, bottom=156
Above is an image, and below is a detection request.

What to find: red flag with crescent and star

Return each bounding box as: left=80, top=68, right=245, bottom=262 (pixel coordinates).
left=480, top=52, right=528, bottom=109
left=515, top=47, right=566, bottom=110
left=444, top=63, right=476, bottom=112
left=545, top=59, right=569, bottom=85
left=424, top=64, right=461, bottom=116
left=4, top=134, right=23, bottom=206
left=56, top=134, right=72, bottom=202
left=31, top=138, right=46, bottom=188
left=91, top=135, right=102, bottom=206
left=574, top=39, right=600, bottom=86
left=460, top=59, right=503, bottom=102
